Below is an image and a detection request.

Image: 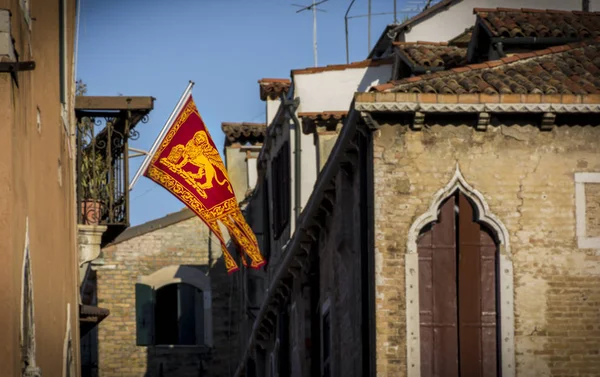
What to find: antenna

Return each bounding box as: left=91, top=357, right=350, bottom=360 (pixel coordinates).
left=293, top=0, right=329, bottom=67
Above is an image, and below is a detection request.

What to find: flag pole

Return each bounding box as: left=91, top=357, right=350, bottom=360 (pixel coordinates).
left=129, top=80, right=195, bottom=191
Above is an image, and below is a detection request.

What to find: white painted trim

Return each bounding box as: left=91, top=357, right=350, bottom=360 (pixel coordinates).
left=355, top=102, right=600, bottom=114
left=406, top=165, right=510, bottom=255
left=62, top=303, right=74, bottom=377
left=574, top=172, right=600, bottom=249
left=405, top=165, right=515, bottom=377
left=405, top=253, right=420, bottom=376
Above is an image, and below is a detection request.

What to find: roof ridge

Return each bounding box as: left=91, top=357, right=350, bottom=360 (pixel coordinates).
left=258, top=78, right=291, bottom=84
left=292, top=57, right=393, bottom=75
left=221, top=122, right=266, bottom=126
left=374, top=39, right=599, bottom=92
left=393, top=41, right=450, bottom=46
left=473, top=7, right=600, bottom=15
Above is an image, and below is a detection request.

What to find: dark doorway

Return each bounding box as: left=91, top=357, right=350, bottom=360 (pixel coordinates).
left=418, top=192, right=499, bottom=377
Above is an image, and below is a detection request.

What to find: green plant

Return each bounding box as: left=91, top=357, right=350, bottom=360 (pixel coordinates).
left=80, top=149, right=108, bottom=201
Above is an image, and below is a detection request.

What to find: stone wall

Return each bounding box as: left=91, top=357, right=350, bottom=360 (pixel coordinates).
left=372, top=123, right=600, bottom=376
left=96, top=211, right=239, bottom=377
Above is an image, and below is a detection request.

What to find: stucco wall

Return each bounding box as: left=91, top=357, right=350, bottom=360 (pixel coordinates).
left=0, top=0, right=80, bottom=375
left=372, top=122, right=600, bottom=376
left=96, top=214, right=237, bottom=377
left=293, top=65, right=392, bottom=113
left=403, top=0, right=595, bottom=42
left=225, top=146, right=249, bottom=203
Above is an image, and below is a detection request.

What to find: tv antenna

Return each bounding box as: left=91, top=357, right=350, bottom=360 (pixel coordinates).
left=292, top=0, right=328, bottom=67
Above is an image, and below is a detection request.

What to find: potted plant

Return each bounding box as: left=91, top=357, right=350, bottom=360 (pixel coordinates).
left=80, top=146, right=108, bottom=225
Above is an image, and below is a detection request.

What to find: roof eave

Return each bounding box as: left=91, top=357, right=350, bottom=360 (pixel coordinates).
left=355, top=92, right=600, bottom=115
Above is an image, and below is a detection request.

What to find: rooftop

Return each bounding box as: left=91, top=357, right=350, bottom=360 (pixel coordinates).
left=372, top=39, right=600, bottom=95
left=474, top=8, right=600, bottom=39
left=394, top=41, right=467, bottom=69
left=292, top=58, right=393, bottom=75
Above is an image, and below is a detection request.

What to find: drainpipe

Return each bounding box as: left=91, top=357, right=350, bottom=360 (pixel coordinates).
left=280, top=93, right=302, bottom=223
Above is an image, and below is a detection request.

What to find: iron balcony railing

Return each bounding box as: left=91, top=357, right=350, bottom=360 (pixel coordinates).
left=75, top=96, right=154, bottom=245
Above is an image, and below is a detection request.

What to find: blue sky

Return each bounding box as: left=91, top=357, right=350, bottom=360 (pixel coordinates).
left=76, top=0, right=424, bottom=226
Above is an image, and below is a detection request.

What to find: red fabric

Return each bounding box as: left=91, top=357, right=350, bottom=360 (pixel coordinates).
left=144, top=95, right=265, bottom=273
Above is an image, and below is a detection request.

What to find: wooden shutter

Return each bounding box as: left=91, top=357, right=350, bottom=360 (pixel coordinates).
left=135, top=283, right=155, bottom=346
left=418, top=196, right=459, bottom=377
left=458, top=193, right=498, bottom=377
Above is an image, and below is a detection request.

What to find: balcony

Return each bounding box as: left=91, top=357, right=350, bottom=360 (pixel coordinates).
left=75, top=96, right=154, bottom=246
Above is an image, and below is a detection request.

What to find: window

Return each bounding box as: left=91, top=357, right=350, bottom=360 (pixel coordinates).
left=417, top=192, right=499, bottom=377
left=271, top=142, right=290, bottom=239
left=154, top=283, right=204, bottom=345
left=135, top=265, right=212, bottom=347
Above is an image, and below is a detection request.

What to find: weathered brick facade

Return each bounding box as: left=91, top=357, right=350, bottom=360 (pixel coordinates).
left=372, top=123, right=600, bottom=376
left=94, top=210, right=240, bottom=377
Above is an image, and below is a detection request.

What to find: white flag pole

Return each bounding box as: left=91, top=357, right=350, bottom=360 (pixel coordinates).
left=129, top=80, right=195, bottom=191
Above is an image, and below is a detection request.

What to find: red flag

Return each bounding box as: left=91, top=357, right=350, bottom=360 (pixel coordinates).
left=144, top=95, right=265, bottom=273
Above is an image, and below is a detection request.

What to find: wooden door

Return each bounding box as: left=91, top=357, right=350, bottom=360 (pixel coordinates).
left=418, top=192, right=498, bottom=377
left=418, top=195, right=459, bottom=377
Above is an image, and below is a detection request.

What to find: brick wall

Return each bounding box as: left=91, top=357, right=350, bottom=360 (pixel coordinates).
left=372, top=123, right=600, bottom=376
left=95, top=212, right=239, bottom=377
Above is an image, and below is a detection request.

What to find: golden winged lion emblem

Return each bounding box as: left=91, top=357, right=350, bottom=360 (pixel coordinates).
left=160, top=130, right=233, bottom=199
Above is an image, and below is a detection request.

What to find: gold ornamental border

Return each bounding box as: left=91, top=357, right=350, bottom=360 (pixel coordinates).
left=151, top=98, right=199, bottom=165
left=147, top=165, right=238, bottom=220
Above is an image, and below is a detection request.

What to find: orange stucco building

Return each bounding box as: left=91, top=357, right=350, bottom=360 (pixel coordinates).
left=0, top=0, right=80, bottom=375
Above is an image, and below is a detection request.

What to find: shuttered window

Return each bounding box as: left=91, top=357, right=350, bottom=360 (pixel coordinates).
left=418, top=192, right=499, bottom=377
left=135, top=282, right=207, bottom=346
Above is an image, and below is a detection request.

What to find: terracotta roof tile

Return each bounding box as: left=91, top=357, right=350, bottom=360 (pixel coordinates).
left=221, top=122, right=266, bottom=145
left=474, top=8, right=600, bottom=39
left=448, top=27, right=474, bottom=47
left=384, top=40, right=600, bottom=95
left=394, top=42, right=467, bottom=69
left=258, top=78, right=291, bottom=101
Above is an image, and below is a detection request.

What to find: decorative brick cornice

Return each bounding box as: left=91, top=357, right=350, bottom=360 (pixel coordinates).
left=221, top=122, right=266, bottom=146
left=355, top=101, right=600, bottom=113
left=298, top=111, right=348, bottom=134
left=258, top=78, right=291, bottom=101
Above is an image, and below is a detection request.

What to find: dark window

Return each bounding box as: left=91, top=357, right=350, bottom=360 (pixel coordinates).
left=154, top=283, right=204, bottom=346
left=271, top=142, right=290, bottom=239
left=322, top=309, right=331, bottom=377
left=262, top=177, right=271, bottom=261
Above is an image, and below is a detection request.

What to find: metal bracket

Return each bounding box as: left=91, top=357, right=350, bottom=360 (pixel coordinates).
left=411, top=111, right=425, bottom=130
left=476, top=112, right=490, bottom=131
left=360, top=111, right=381, bottom=129
left=540, top=112, right=555, bottom=131
left=0, top=61, right=35, bottom=72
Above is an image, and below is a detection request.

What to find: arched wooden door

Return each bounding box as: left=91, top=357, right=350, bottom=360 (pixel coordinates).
left=417, top=192, right=499, bottom=377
